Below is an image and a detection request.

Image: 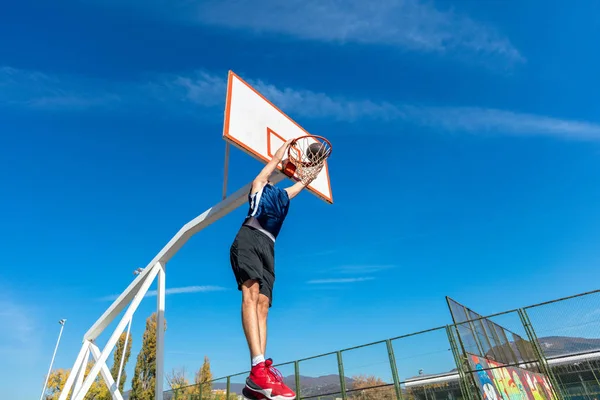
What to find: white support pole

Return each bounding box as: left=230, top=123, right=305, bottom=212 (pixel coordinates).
left=72, top=346, right=90, bottom=398
left=89, top=343, right=124, bottom=400
left=72, top=263, right=161, bottom=400
left=222, top=141, right=230, bottom=200
left=59, top=341, right=92, bottom=400
left=85, top=264, right=156, bottom=341
left=155, top=262, right=166, bottom=400
left=61, top=172, right=285, bottom=400
left=115, top=318, right=132, bottom=391
left=40, top=319, right=67, bottom=400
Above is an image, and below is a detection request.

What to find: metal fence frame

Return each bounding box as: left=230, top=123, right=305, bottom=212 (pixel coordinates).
left=162, top=289, right=600, bottom=400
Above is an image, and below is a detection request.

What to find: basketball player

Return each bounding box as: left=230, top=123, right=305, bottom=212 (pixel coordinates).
left=230, top=138, right=318, bottom=400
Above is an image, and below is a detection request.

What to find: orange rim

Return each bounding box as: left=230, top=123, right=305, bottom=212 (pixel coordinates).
left=288, top=135, right=332, bottom=166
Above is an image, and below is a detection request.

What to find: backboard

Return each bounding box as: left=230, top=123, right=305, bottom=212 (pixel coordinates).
left=223, top=71, right=333, bottom=204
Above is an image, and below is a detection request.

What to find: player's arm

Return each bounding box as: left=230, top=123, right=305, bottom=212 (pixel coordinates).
left=284, top=164, right=322, bottom=199
left=284, top=181, right=307, bottom=199
left=251, top=138, right=294, bottom=193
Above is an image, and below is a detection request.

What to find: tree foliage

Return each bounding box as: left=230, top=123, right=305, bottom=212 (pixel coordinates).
left=349, top=374, right=396, bottom=400
left=44, top=363, right=110, bottom=400
left=166, top=367, right=190, bottom=390
left=166, top=367, right=195, bottom=399
left=44, top=368, right=69, bottom=400
left=193, top=356, right=213, bottom=397
left=130, top=312, right=166, bottom=400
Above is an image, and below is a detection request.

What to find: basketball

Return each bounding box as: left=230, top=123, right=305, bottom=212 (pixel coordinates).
left=306, top=142, right=327, bottom=161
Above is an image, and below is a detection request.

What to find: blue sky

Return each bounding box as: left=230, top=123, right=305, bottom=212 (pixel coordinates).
left=2, top=0, right=600, bottom=398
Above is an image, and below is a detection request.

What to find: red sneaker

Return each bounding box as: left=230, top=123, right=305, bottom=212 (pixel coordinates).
left=245, top=359, right=296, bottom=400
left=242, top=386, right=267, bottom=400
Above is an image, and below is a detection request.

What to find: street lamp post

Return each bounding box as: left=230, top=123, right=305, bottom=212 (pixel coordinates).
left=39, top=319, right=67, bottom=400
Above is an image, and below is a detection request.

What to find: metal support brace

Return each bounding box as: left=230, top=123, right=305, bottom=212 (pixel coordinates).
left=518, top=309, right=563, bottom=400
left=115, top=318, right=132, bottom=392
left=58, top=342, right=91, bottom=400
left=72, top=344, right=91, bottom=398
left=337, top=351, right=347, bottom=399
left=156, top=262, right=166, bottom=400
left=385, top=339, right=403, bottom=400
left=294, top=361, right=301, bottom=399
left=222, top=142, right=230, bottom=200
left=61, top=263, right=161, bottom=400
left=446, top=325, right=477, bottom=400
left=89, top=343, right=124, bottom=400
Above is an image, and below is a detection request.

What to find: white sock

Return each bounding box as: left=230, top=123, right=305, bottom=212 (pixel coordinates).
left=252, top=354, right=265, bottom=366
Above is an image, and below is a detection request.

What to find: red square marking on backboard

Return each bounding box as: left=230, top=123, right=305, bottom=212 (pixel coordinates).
left=267, top=127, right=301, bottom=163
left=267, top=127, right=285, bottom=158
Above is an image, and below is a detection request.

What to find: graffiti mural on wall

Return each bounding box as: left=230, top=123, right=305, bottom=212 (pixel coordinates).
left=468, top=354, right=557, bottom=400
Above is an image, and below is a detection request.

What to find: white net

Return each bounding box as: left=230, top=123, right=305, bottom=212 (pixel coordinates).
left=288, top=135, right=332, bottom=185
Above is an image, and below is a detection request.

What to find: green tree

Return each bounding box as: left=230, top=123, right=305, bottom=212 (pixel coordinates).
left=44, top=363, right=110, bottom=400
left=166, top=367, right=194, bottom=399
left=110, top=331, right=133, bottom=394
left=349, top=374, right=396, bottom=400
left=130, top=312, right=166, bottom=400
left=44, top=368, right=69, bottom=400
left=193, top=356, right=213, bottom=398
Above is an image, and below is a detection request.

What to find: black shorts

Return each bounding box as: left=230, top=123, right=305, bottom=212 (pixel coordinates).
left=230, top=225, right=275, bottom=306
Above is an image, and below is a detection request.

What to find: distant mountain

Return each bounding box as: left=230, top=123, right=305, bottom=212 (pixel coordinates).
left=538, top=336, right=600, bottom=358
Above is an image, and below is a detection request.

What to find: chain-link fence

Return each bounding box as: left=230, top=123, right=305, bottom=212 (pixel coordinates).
left=161, top=289, right=600, bottom=400
left=524, top=290, right=600, bottom=400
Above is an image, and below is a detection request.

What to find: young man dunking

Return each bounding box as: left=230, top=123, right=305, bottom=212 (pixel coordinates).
left=230, top=139, right=317, bottom=400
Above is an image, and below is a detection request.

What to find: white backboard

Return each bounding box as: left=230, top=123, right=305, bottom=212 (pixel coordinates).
left=223, top=71, right=333, bottom=204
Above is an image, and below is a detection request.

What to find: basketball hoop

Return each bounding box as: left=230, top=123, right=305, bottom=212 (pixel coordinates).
left=283, top=135, right=332, bottom=185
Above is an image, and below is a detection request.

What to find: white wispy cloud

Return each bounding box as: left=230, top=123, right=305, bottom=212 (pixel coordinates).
left=407, top=106, right=600, bottom=140
left=194, top=0, right=523, bottom=63
left=307, top=277, right=375, bottom=284
left=95, top=0, right=522, bottom=64
left=3, top=66, right=600, bottom=141
left=0, top=66, right=120, bottom=109
left=100, top=285, right=227, bottom=301
left=168, top=70, right=600, bottom=141
left=329, top=265, right=397, bottom=274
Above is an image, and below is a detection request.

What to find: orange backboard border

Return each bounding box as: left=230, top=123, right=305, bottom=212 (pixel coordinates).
left=222, top=70, right=333, bottom=204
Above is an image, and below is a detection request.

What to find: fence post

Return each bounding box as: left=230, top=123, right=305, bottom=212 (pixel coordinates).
left=518, top=308, right=563, bottom=400
left=337, top=351, right=347, bottom=400
left=226, top=376, right=230, bottom=399
left=294, top=361, right=301, bottom=400
left=446, top=325, right=479, bottom=400
left=385, top=339, right=403, bottom=400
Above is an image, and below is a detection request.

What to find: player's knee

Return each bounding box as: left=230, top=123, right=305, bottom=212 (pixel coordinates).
left=257, top=296, right=270, bottom=316
left=241, top=280, right=260, bottom=303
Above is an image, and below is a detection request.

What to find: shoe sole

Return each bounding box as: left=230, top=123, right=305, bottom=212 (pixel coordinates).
left=242, top=387, right=267, bottom=400
left=245, top=379, right=296, bottom=400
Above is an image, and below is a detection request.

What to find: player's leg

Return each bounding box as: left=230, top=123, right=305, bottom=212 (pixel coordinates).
left=241, top=293, right=268, bottom=400
left=241, top=232, right=296, bottom=399
left=230, top=227, right=265, bottom=366
left=241, top=280, right=263, bottom=361
left=257, top=294, right=270, bottom=355
left=258, top=240, right=275, bottom=357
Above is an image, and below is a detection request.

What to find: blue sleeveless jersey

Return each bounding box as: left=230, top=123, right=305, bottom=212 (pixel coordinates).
left=243, top=183, right=290, bottom=241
